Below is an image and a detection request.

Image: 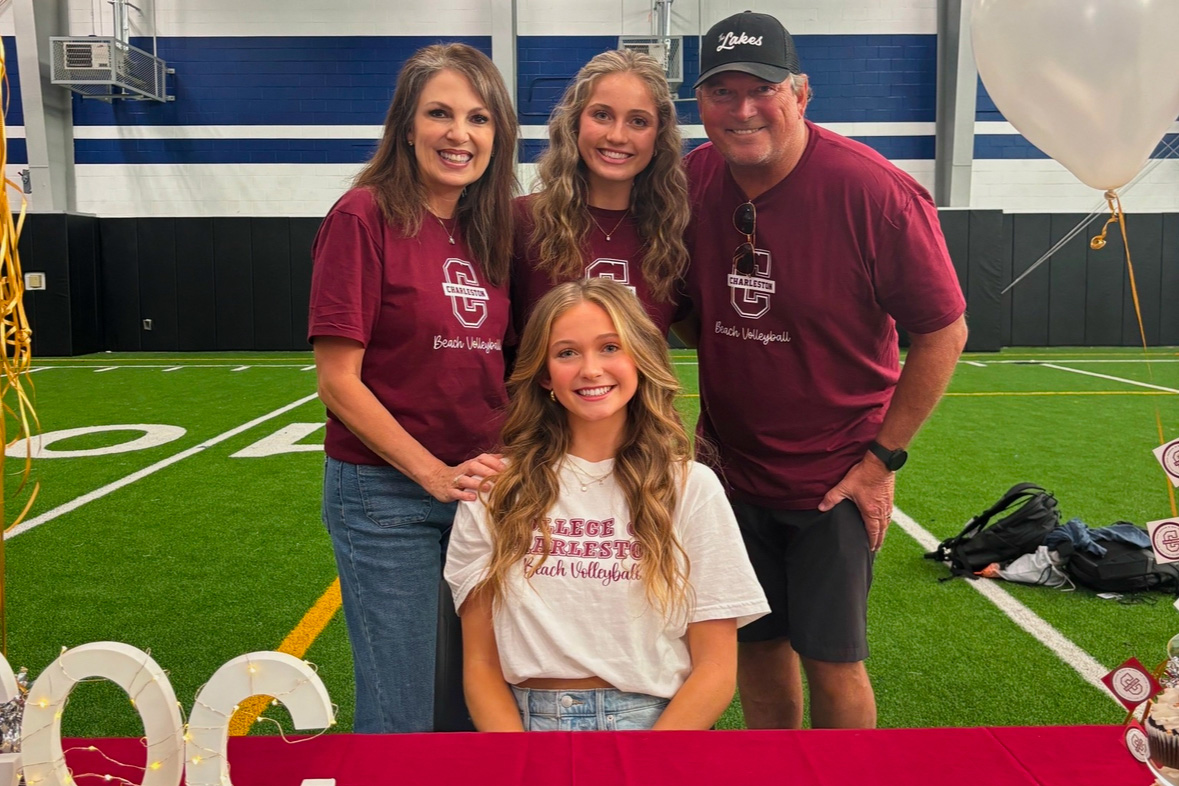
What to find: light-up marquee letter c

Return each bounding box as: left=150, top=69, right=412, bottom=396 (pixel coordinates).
left=187, top=652, right=334, bottom=786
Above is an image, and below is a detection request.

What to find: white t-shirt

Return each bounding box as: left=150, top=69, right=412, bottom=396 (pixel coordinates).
left=444, top=456, right=770, bottom=700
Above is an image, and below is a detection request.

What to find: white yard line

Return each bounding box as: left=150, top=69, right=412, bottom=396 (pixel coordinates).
left=4, top=393, right=320, bottom=540
left=891, top=506, right=1116, bottom=704
left=301, top=365, right=316, bottom=371
left=94, top=367, right=117, bottom=373
left=231, top=366, right=250, bottom=372
left=1040, top=363, right=1179, bottom=394
left=962, top=361, right=986, bottom=367
left=163, top=367, right=182, bottom=372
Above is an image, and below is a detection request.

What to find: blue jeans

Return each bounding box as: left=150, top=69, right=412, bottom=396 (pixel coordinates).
left=322, top=457, right=457, bottom=733
left=511, top=686, right=669, bottom=731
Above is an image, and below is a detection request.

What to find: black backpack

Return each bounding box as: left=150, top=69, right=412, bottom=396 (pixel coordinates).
left=1063, top=535, right=1179, bottom=594
left=925, top=482, right=1061, bottom=579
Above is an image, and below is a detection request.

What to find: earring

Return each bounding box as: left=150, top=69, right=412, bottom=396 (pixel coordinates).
left=549, top=390, right=556, bottom=402
left=408, top=140, right=414, bottom=146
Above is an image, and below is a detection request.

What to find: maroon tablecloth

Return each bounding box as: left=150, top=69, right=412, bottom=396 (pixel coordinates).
left=63, top=725, right=1148, bottom=786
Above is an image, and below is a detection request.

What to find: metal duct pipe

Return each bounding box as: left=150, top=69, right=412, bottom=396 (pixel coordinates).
left=110, top=0, right=130, bottom=47
left=655, top=0, right=673, bottom=38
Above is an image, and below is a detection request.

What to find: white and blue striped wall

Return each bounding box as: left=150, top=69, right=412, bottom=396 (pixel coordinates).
left=3, top=0, right=1177, bottom=217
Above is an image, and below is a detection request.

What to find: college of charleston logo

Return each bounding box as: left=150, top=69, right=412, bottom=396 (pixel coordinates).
left=441, top=259, right=489, bottom=328
left=585, top=258, right=637, bottom=295
left=728, top=248, right=775, bottom=319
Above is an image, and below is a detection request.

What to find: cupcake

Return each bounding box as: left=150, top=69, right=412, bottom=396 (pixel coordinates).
left=1148, top=686, right=1179, bottom=768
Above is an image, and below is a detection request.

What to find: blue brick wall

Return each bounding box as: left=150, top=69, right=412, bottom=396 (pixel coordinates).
left=6, top=138, right=26, bottom=165
left=68, top=32, right=1175, bottom=165
left=517, top=36, right=618, bottom=122
left=74, top=138, right=379, bottom=165
left=973, top=133, right=1178, bottom=159
left=72, top=36, right=492, bottom=126
left=519, top=34, right=937, bottom=127
left=3, top=37, right=24, bottom=164
left=973, top=134, right=1049, bottom=160
left=975, top=77, right=1002, bottom=122
left=680, top=33, right=937, bottom=125
left=3, top=37, right=22, bottom=126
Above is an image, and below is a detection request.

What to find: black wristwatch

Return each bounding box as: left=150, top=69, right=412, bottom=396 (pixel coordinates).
left=867, top=440, right=908, bottom=472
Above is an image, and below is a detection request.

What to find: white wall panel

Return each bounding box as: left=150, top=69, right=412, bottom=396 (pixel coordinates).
left=0, top=5, right=15, bottom=36
left=519, top=0, right=937, bottom=37
left=69, top=0, right=492, bottom=37
left=73, top=163, right=363, bottom=217
left=972, top=159, right=1179, bottom=213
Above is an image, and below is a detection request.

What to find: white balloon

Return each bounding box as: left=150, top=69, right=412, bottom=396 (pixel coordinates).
left=972, top=0, right=1179, bottom=190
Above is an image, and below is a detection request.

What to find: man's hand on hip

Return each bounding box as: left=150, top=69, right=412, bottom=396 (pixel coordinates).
left=818, top=458, right=895, bottom=552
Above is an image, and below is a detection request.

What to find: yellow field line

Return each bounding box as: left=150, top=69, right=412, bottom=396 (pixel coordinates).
left=228, top=577, right=343, bottom=736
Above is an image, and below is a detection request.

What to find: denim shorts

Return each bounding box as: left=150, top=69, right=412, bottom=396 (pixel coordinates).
left=511, top=686, right=669, bottom=731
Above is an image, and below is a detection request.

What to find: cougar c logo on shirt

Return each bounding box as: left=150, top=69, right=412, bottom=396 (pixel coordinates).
left=716, top=32, right=763, bottom=51
left=585, top=258, right=637, bottom=295
left=442, top=258, right=490, bottom=328
left=728, top=248, right=775, bottom=319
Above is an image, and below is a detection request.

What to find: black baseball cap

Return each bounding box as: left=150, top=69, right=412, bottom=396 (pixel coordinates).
left=694, top=11, right=801, bottom=89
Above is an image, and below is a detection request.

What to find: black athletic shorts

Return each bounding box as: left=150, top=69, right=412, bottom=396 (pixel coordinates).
left=732, top=498, right=873, bottom=662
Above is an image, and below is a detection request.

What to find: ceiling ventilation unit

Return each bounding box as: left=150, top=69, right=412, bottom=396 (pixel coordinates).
left=51, top=37, right=173, bottom=102
left=618, top=36, right=684, bottom=92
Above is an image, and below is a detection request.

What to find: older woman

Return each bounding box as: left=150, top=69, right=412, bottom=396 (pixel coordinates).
left=308, top=43, right=517, bottom=733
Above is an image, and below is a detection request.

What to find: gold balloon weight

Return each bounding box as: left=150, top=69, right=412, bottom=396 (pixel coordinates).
left=1089, top=190, right=1122, bottom=250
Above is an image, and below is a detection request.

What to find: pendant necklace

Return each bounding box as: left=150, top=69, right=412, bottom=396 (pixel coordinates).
left=434, top=214, right=457, bottom=245
left=564, top=459, right=612, bottom=493
left=587, top=208, right=630, bottom=242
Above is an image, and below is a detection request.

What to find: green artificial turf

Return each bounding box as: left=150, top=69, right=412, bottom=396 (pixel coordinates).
left=4, top=348, right=1178, bottom=736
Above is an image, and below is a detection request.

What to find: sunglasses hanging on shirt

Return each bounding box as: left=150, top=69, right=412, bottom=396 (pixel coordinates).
left=733, top=201, right=757, bottom=275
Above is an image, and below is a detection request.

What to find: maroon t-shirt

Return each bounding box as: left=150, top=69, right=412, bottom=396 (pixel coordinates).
left=684, top=123, right=965, bottom=509
left=511, top=195, right=681, bottom=337
left=308, top=188, right=510, bottom=467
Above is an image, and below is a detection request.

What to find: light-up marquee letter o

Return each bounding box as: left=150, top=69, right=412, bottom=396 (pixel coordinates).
left=20, top=642, right=185, bottom=786
left=187, top=652, right=334, bottom=786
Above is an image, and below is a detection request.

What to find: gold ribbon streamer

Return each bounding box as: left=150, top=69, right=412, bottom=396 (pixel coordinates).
left=0, top=42, right=40, bottom=656
left=1091, top=190, right=1178, bottom=519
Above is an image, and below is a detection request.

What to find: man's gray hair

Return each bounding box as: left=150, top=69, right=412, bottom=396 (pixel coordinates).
left=787, top=73, right=812, bottom=102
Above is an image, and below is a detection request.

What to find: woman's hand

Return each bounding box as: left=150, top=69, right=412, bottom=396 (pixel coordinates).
left=424, top=452, right=506, bottom=502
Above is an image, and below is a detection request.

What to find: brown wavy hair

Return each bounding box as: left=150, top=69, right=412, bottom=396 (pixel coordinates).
left=354, top=43, right=518, bottom=285
left=528, top=50, right=689, bottom=301
left=477, top=279, right=693, bottom=619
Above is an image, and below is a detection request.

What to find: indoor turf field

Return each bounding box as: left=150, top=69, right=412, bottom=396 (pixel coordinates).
left=4, top=346, right=1179, bottom=736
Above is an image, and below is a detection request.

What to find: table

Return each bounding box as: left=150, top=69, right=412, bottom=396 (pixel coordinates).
left=64, top=725, right=1150, bottom=786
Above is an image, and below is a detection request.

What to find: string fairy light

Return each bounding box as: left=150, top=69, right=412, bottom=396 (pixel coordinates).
left=20, top=647, right=336, bottom=786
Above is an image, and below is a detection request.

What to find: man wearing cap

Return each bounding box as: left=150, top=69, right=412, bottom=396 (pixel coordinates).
left=681, top=11, right=967, bottom=729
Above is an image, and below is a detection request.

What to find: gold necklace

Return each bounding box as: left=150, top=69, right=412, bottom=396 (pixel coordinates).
left=433, top=214, right=457, bottom=245
left=563, top=459, right=612, bottom=493
left=587, top=208, right=630, bottom=242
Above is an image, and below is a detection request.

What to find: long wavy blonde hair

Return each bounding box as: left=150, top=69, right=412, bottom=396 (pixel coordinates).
left=528, top=50, right=689, bottom=301
left=354, top=43, right=518, bottom=285
left=477, top=279, right=693, bottom=618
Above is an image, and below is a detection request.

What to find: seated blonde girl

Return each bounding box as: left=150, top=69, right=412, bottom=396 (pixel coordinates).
left=445, top=278, right=768, bottom=731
